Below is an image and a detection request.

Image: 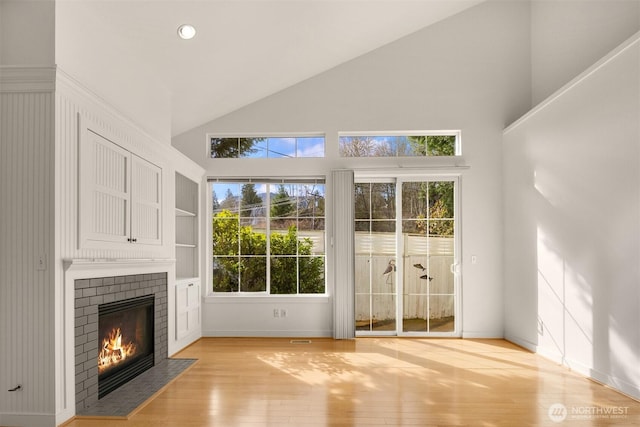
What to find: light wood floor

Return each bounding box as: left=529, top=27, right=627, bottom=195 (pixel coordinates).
left=64, top=338, right=640, bottom=426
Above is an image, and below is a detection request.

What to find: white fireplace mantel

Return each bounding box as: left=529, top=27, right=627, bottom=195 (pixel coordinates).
left=58, top=258, right=175, bottom=424
left=63, top=258, right=175, bottom=277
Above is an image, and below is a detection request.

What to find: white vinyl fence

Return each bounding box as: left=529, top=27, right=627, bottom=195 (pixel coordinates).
left=355, top=234, right=454, bottom=322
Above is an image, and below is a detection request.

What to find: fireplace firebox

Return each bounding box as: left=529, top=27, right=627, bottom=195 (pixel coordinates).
left=98, top=295, right=155, bottom=398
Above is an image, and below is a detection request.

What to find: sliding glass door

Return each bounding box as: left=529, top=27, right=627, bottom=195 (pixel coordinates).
left=354, top=181, right=397, bottom=334
left=355, top=176, right=460, bottom=337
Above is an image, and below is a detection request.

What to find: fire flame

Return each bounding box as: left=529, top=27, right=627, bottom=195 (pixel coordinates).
left=98, top=328, right=136, bottom=373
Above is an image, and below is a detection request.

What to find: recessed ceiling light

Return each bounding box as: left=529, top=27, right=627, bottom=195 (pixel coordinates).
left=177, top=24, right=196, bottom=40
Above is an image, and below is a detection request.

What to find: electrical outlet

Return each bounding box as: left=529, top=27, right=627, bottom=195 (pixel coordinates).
left=273, top=308, right=280, bottom=318
left=37, top=254, right=47, bottom=271
left=280, top=309, right=287, bottom=318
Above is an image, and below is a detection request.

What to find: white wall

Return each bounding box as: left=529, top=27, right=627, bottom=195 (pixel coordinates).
left=173, top=1, right=532, bottom=338
left=54, top=1, right=172, bottom=145
left=531, top=0, right=640, bottom=105
left=503, top=34, right=640, bottom=399
left=0, top=0, right=55, bottom=66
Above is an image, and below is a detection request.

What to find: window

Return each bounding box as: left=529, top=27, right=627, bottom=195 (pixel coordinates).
left=339, top=132, right=460, bottom=157
left=210, top=136, right=325, bottom=158
left=210, top=179, right=325, bottom=294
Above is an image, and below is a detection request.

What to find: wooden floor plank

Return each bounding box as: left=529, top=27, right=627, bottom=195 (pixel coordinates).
left=62, top=338, right=640, bottom=426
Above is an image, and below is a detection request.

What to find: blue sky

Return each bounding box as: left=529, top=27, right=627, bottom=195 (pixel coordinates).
left=237, top=137, right=325, bottom=158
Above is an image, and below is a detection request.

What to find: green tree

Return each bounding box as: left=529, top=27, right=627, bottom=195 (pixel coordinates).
left=212, top=210, right=240, bottom=292
left=298, top=254, right=325, bottom=294
left=402, top=182, right=428, bottom=219
left=241, top=183, right=263, bottom=218
left=210, top=137, right=265, bottom=158
left=220, top=188, right=237, bottom=211
left=408, top=135, right=456, bottom=156
left=400, top=181, right=454, bottom=235
left=212, top=210, right=324, bottom=294
left=271, top=185, right=295, bottom=218
left=428, top=181, right=454, bottom=219
left=212, top=209, right=267, bottom=292
left=428, top=199, right=454, bottom=237
left=238, top=223, right=266, bottom=291
left=212, top=210, right=239, bottom=256
left=212, top=190, right=220, bottom=213
left=270, top=225, right=324, bottom=294
left=270, top=226, right=299, bottom=294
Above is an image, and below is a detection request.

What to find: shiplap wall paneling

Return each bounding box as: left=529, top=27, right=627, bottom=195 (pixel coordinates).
left=0, top=90, right=55, bottom=418
left=57, top=92, right=146, bottom=258
left=56, top=74, right=169, bottom=260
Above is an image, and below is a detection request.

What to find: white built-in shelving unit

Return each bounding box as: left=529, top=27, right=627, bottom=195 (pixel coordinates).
left=175, top=173, right=199, bottom=280
left=174, top=172, right=201, bottom=340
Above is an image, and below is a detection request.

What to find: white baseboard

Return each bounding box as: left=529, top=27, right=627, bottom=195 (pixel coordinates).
left=589, top=368, right=640, bottom=401
left=504, top=334, right=538, bottom=352
left=202, top=329, right=333, bottom=338
left=56, top=407, right=75, bottom=427
left=505, top=334, right=640, bottom=401
left=462, top=331, right=505, bottom=339
left=0, top=412, right=56, bottom=427
left=169, top=328, right=201, bottom=356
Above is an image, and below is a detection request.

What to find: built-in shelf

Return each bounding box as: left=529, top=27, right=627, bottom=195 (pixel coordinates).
left=176, top=243, right=197, bottom=248
left=175, top=208, right=196, bottom=217
left=175, top=172, right=199, bottom=283
left=176, top=276, right=199, bottom=283
left=175, top=171, right=201, bottom=343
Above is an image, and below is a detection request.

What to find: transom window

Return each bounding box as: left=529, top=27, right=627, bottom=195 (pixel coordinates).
left=339, top=132, right=460, bottom=157
left=210, top=136, right=325, bottom=158
left=210, top=179, right=325, bottom=294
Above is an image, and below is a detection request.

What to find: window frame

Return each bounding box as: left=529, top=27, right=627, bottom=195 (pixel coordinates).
left=208, top=177, right=327, bottom=297
left=338, top=130, right=462, bottom=158
left=207, top=133, right=326, bottom=159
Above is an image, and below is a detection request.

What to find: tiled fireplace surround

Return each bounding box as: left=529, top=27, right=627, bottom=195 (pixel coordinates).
left=74, top=272, right=168, bottom=411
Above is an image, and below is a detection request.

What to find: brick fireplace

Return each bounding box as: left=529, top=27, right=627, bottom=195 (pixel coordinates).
left=74, top=273, right=168, bottom=411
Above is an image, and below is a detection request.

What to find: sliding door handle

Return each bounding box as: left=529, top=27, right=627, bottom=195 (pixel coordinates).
left=450, top=263, right=460, bottom=275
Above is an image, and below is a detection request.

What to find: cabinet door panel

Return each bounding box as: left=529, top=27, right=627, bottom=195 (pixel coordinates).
left=131, top=155, right=162, bottom=245
left=176, top=282, right=200, bottom=340
left=80, top=130, right=131, bottom=244
left=187, top=283, right=201, bottom=330
left=176, top=283, right=189, bottom=339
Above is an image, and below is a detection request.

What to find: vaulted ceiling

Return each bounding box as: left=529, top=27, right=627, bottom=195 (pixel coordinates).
left=55, top=0, right=485, bottom=138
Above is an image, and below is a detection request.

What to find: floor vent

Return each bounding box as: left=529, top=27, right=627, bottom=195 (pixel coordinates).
left=290, top=339, right=312, bottom=344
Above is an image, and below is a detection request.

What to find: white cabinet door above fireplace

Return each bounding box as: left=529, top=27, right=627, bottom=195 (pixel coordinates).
left=131, top=154, right=162, bottom=245
left=79, top=128, right=162, bottom=249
